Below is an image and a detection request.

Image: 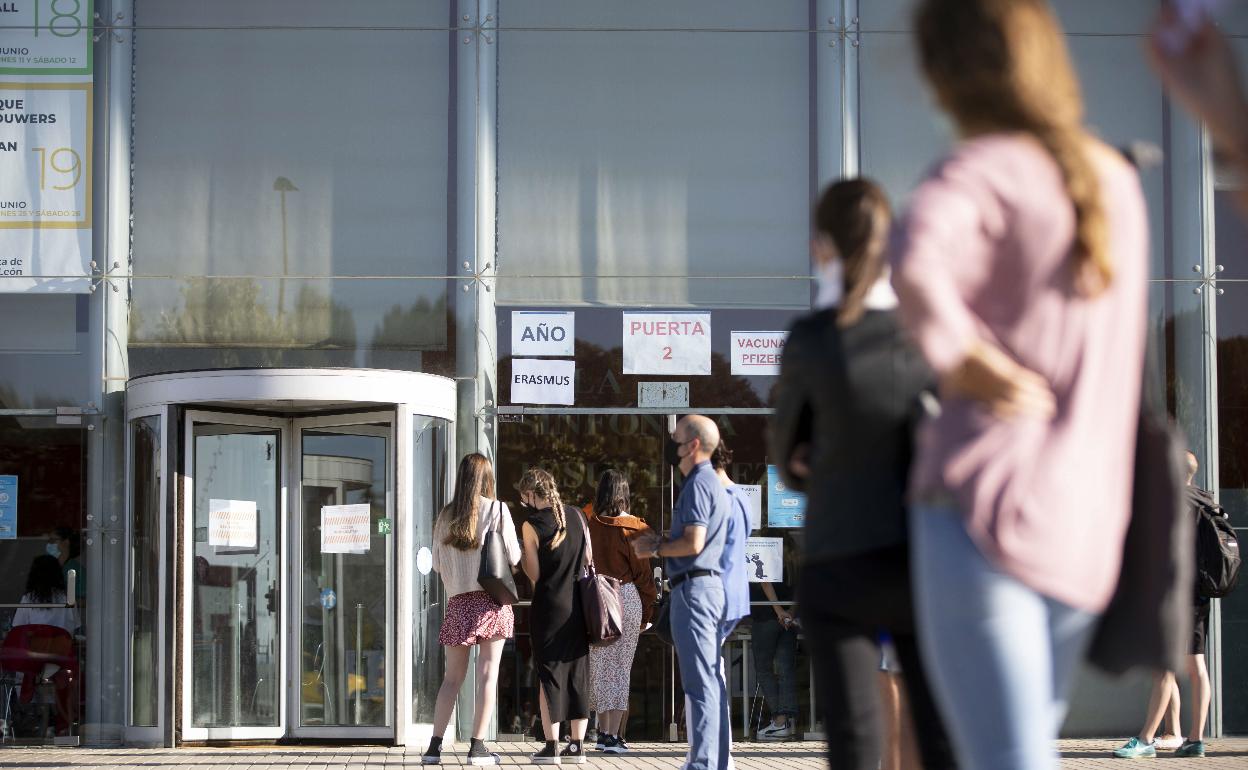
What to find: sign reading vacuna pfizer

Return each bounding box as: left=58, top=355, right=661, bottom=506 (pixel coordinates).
left=767, top=464, right=806, bottom=528
left=511, top=358, right=575, bottom=405
left=512, top=311, right=575, bottom=357
left=730, top=331, right=787, bottom=376
left=0, top=474, right=16, bottom=540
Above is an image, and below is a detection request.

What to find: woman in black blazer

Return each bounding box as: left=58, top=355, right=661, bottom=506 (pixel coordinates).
left=769, top=179, right=955, bottom=770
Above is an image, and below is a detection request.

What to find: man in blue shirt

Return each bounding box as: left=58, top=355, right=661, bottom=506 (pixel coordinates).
left=634, top=415, right=732, bottom=770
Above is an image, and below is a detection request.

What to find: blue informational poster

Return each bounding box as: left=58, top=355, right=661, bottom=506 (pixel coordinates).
left=767, top=465, right=806, bottom=528
left=0, top=475, right=16, bottom=540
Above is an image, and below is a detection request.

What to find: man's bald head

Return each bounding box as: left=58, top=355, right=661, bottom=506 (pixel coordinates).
left=679, top=415, right=720, bottom=454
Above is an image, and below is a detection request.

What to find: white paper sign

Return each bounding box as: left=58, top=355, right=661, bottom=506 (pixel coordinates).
left=0, top=1, right=94, bottom=76
left=744, top=537, right=783, bottom=583
left=731, top=331, right=787, bottom=376
left=321, top=503, right=371, bottom=554
left=511, top=358, right=575, bottom=405
left=736, top=484, right=763, bottom=531
left=512, top=311, right=575, bottom=357
left=622, top=313, right=711, bottom=375
left=208, top=499, right=257, bottom=548
left=0, top=81, right=93, bottom=292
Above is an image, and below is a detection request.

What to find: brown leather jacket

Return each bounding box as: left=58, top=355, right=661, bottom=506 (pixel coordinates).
left=586, top=511, right=658, bottom=627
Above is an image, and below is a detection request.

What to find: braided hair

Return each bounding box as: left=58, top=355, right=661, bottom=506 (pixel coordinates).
left=519, top=467, right=567, bottom=550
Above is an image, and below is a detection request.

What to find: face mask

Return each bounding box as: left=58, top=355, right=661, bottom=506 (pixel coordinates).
left=664, top=436, right=684, bottom=469
left=46, top=543, right=61, bottom=559
left=813, top=258, right=844, bottom=310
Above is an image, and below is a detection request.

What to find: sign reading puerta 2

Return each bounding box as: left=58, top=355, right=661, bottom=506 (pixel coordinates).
left=0, top=0, right=94, bottom=293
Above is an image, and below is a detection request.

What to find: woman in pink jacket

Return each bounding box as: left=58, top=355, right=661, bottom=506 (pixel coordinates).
left=892, top=2, right=1148, bottom=769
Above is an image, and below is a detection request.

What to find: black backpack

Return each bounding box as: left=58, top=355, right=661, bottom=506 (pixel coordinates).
left=1191, top=488, right=1241, bottom=599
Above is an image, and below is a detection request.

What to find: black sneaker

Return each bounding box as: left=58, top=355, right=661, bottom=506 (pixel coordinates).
left=595, top=734, right=609, bottom=751
left=602, top=735, right=626, bottom=755
left=616, top=738, right=630, bottom=752
left=467, top=741, right=500, bottom=766
left=421, top=749, right=441, bottom=766
left=561, top=742, right=588, bottom=765
left=531, top=743, right=561, bottom=765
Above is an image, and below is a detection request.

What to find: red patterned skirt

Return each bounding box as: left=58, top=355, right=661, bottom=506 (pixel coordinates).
left=439, top=590, right=515, bottom=646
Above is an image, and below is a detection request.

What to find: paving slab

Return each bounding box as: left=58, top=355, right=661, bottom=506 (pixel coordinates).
left=0, top=739, right=1245, bottom=769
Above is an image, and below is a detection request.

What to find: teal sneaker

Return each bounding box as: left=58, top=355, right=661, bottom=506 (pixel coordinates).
left=1175, top=740, right=1205, bottom=758
left=1113, top=737, right=1157, bottom=758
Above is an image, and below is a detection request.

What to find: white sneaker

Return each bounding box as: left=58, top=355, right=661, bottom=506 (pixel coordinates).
left=756, top=722, right=793, bottom=741
left=1155, top=735, right=1184, bottom=750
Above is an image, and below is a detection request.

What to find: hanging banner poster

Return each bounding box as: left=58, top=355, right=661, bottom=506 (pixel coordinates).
left=0, top=81, right=93, bottom=292
left=511, top=358, right=575, bottom=405
left=0, top=474, right=16, bottom=540
left=0, top=0, right=94, bottom=76
left=735, top=484, right=763, bottom=531
left=512, top=311, right=575, bottom=357
left=208, top=499, right=258, bottom=549
left=731, top=331, right=788, bottom=376
left=744, top=537, right=783, bottom=583
left=321, top=503, right=371, bottom=554
left=767, top=464, right=806, bottom=528
left=622, top=312, right=711, bottom=375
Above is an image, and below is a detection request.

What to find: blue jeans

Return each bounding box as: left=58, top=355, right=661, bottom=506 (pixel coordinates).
left=672, top=574, right=728, bottom=770
left=911, top=504, right=1098, bottom=770
left=752, top=616, right=798, bottom=720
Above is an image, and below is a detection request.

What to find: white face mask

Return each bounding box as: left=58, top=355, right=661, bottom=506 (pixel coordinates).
left=813, top=258, right=899, bottom=313
left=813, top=259, right=844, bottom=311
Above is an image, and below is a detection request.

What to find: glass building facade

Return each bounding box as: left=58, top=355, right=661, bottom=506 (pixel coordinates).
left=0, top=0, right=1245, bottom=746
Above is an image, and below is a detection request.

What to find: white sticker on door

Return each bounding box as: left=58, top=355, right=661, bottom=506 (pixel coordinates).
left=321, top=503, right=371, bottom=554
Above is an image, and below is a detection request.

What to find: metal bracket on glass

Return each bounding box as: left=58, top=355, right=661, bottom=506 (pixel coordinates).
left=92, top=12, right=126, bottom=43
left=1192, top=264, right=1225, bottom=295
left=461, top=261, right=495, bottom=294
left=89, top=261, right=123, bottom=294
left=825, top=16, right=860, bottom=48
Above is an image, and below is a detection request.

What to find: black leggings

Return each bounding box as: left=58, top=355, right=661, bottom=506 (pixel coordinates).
left=799, top=547, right=957, bottom=769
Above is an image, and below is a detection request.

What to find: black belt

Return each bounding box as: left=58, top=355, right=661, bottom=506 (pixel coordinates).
left=669, top=569, right=717, bottom=587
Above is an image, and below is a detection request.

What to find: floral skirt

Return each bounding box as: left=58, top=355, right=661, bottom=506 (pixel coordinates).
left=589, top=581, right=643, bottom=712
left=439, top=590, right=515, bottom=646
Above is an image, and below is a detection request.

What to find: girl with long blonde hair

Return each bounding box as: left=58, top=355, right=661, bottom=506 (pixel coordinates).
left=424, top=453, right=520, bottom=766
left=891, top=1, right=1148, bottom=768
left=517, top=467, right=592, bottom=764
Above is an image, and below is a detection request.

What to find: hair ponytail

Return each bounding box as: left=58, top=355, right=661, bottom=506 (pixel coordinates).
left=1033, top=124, right=1112, bottom=293
left=813, top=179, right=892, bottom=328
left=519, top=468, right=567, bottom=550
left=915, top=0, right=1113, bottom=296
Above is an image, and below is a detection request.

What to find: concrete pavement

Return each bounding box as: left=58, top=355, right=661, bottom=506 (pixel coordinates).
left=0, top=739, right=1246, bottom=769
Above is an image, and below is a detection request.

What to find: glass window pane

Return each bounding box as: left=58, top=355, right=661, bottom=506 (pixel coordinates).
left=498, top=302, right=807, bottom=408
left=299, top=426, right=390, bottom=727
left=131, top=1, right=452, bottom=367
left=497, top=19, right=811, bottom=308
left=411, top=417, right=448, bottom=725
left=128, top=277, right=453, bottom=377
left=191, top=424, right=281, bottom=728
left=130, top=415, right=161, bottom=727
left=0, top=295, right=93, bottom=409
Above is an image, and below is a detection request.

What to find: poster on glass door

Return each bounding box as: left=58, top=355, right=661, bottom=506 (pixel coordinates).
left=321, top=503, right=371, bottom=554
left=208, top=498, right=258, bottom=550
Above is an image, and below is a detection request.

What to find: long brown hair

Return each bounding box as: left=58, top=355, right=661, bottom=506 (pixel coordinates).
left=915, top=0, right=1111, bottom=294
left=594, top=470, right=631, bottom=519
left=440, top=453, right=496, bottom=551
left=519, top=467, right=567, bottom=549
left=813, top=179, right=892, bottom=328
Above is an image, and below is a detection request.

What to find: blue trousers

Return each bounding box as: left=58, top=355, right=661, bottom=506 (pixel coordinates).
left=912, top=504, right=1098, bottom=770
left=672, top=575, right=728, bottom=770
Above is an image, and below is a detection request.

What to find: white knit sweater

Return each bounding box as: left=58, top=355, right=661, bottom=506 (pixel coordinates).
left=432, top=497, right=521, bottom=599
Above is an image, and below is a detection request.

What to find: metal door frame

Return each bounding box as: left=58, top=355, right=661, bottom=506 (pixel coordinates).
left=287, top=411, right=396, bottom=740
left=181, top=410, right=290, bottom=742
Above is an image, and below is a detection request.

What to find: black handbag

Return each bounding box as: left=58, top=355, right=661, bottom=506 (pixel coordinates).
left=1087, top=362, right=1194, bottom=675
left=477, top=501, right=519, bottom=606
left=575, top=510, right=625, bottom=647
left=650, top=572, right=674, bottom=646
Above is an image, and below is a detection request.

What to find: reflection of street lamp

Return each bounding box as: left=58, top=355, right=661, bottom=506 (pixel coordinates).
left=274, top=176, right=299, bottom=314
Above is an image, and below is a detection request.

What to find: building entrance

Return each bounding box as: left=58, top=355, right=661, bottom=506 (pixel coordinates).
left=123, top=370, right=454, bottom=746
